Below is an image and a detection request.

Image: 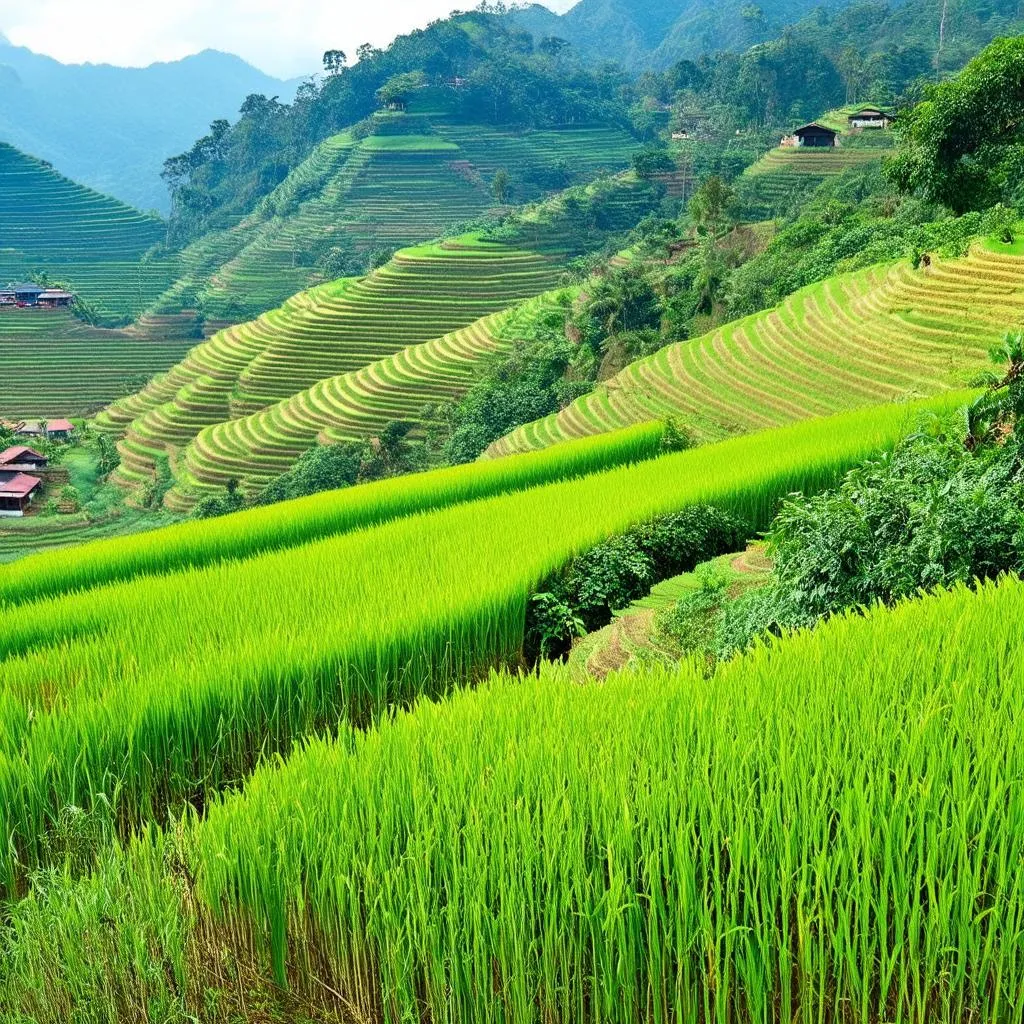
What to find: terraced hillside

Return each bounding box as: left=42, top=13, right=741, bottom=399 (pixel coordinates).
left=153, top=115, right=640, bottom=323
left=490, top=241, right=1023, bottom=456
left=101, top=236, right=565, bottom=505
left=174, top=294, right=570, bottom=503
left=0, top=310, right=198, bottom=418
left=734, top=106, right=895, bottom=216
left=0, top=142, right=177, bottom=322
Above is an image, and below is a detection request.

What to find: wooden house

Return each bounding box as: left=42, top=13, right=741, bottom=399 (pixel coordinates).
left=37, top=289, right=75, bottom=308
left=848, top=107, right=892, bottom=130
left=0, top=472, right=42, bottom=517
left=792, top=123, right=838, bottom=148
left=0, top=446, right=48, bottom=472
left=15, top=419, right=75, bottom=441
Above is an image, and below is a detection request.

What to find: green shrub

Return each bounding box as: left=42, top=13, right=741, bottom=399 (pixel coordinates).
left=526, top=504, right=749, bottom=658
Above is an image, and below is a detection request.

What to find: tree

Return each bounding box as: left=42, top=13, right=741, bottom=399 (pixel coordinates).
left=887, top=37, right=1024, bottom=212
left=587, top=267, right=663, bottom=338
left=322, top=50, right=347, bottom=75
left=376, top=71, right=426, bottom=108
left=491, top=168, right=512, bottom=204
left=688, top=176, right=734, bottom=235
left=632, top=147, right=676, bottom=178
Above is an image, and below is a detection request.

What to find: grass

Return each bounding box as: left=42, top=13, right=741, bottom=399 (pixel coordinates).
left=5, top=549, right=1024, bottom=1023
left=0, top=421, right=665, bottom=604
left=0, top=396, right=962, bottom=896
left=491, top=240, right=1023, bottom=457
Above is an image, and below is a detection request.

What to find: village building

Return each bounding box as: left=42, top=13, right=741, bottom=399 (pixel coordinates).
left=0, top=472, right=42, bottom=517
left=0, top=446, right=48, bottom=472
left=14, top=418, right=75, bottom=441
left=789, top=123, right=839, bottom=148
left=37, top=289, right=76, bottom=309
left=848, top=107, right=893, bottom=130
left=0, top=283, right=75, bottom=308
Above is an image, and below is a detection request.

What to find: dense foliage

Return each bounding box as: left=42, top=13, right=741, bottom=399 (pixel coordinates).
left=162, top=12, right=633, bottom=242
left=527, top=505, right=752, bottom=658
left=713, top=343, right=1024, bottom=655
left=887, top=36, right=1024, bottom=212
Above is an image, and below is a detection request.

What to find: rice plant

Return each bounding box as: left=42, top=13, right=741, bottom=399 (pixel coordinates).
left=0, top=395, right=965, bottom=895
left=4, top=559, right=1023, bottom=1023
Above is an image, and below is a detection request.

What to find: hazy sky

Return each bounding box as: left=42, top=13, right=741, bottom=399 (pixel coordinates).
left=0, top=1, right=576, bottom=79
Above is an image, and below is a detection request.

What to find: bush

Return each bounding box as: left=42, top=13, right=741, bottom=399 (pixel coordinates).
left=259, top=444, right=364, bottom=505
left=526, top=504, right=748, bottom=659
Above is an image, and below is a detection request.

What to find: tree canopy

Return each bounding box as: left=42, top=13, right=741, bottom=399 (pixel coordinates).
left=887, top=36, right=1024, bottom=212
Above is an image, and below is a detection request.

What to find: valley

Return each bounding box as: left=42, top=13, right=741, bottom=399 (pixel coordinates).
left=2, top=5, right=1024, bottom=1022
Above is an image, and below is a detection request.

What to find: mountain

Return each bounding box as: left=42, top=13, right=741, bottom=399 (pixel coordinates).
left=0, top=41, right=299, bottom=212
left=514, top=0, right=854, bottom=66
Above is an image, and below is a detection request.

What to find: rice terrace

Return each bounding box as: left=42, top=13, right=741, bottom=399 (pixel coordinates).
left=2, top=3, right=1024, bottom=1023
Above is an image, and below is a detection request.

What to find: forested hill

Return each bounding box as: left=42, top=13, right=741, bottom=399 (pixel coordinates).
left=0, top=39, right=298, bottom=212
left=513, top=0, right=852, bottom=66
left=515, top=0, right=1024, bottom=73
left=160, top=11, right=635, bottom=247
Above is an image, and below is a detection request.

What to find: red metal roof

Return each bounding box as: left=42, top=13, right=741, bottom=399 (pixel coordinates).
left=0, top=446, right=45, bottom=465
left=46, top=419, right=75, bottom=432
left=0, top=473, right=42, bottom=498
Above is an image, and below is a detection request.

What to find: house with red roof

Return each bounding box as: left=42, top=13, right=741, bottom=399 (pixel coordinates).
left=14, top=419, right=75, bottom=441
left=0, top=446, right=48, bottom=472
left=0, top=472, right=42, bottom=517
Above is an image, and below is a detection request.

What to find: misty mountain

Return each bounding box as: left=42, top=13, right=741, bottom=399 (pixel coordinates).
left=0, top=41, right=300, bottom=212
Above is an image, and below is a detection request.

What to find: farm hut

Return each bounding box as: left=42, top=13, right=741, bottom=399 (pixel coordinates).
left=36, top=289, right=75, bottom=309
left=10, top=283, right=45, bottom=307
left=0, top=288, right=15, bottom=306
left=848, top=107, right=892, bottom=130
left=0, top=446, right=47, bottom=472
left=0, top=472, right=41, bottom=517
left=792, top=123, right=838, bottom=148
left=15, top=418, right=75, bottom=440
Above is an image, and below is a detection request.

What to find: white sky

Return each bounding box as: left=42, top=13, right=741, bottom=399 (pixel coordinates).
left=0, top=0, right=576, bottom=79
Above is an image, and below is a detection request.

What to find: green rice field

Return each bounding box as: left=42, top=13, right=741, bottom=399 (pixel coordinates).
left=0, top=397, right=960, bottom=898
left=0, top=392, right=1019, bottom=1024
left=492, top=242, right=1023, bottom=456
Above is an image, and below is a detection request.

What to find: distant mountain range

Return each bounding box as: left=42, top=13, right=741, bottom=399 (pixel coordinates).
left=0, top=39, right=299, bottom=212
left=514, top=0, right=854, bottom=67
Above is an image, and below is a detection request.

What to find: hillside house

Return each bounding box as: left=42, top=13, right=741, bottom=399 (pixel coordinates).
left=15, top=418, right=75, bottom=440
left=1, top=284, right=45, bottom=307
left=0, top=446, right=48, bottom=472
left=37, top=289, right=75, bottom=308
left=0, top=472, right=41, bottom=517
left=0, top=284, right=75, bottom=308
left=790, top=123, right=838, bottom=148
left=848, top=107, right=892, bottom=130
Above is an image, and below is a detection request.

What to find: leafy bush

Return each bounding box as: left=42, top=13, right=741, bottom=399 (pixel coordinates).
left=526, top=504, right=748, bottom=659
left=259, top=444, right=364, bottom=505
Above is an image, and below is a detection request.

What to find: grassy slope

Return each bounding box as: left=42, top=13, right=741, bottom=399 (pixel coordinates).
left=150, top=110, right=640, bottom=324
left=490, top=239, right=1021, bottom=456
left=98, top=234, right=566, bottom=508
left=0, top=142, right=177, bottom=320
left=0, top=143, right=196, bottom=417
left=1, top=404, right=1017, bottom=1024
